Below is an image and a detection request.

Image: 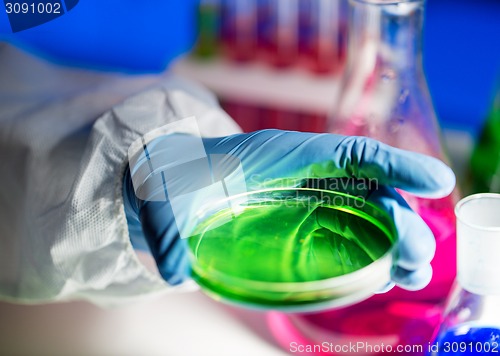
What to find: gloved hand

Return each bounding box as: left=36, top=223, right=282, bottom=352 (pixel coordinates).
left=123, top=129, right=455, bottom=290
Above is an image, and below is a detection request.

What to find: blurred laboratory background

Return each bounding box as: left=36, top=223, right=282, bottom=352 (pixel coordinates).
left=178, top=0, right=500, bottom=192
left=187, top=0, right=499, bottom=134
left=1, top=0, right=499, bottom=355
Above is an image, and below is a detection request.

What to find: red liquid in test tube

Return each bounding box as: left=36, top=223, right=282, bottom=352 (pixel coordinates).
left=258, top=0, right=299, bottom=69
left=221, top=0, right=258, bottom=62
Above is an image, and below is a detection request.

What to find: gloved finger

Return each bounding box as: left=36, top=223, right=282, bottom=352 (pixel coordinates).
left=207, top=131, right=456, bottom=198
left=392, top=264, right=433, bottom=291
left=366, top=186, right=436, bottom=276
left=324, top=135, right=456, bottom=199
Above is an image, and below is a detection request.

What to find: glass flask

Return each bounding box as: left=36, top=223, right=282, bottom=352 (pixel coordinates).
left=469, top=83, right=500, bottom=194
left=327, top=0, right=459, bottom=302
left=429, top=194, right=500, bottom=356
left=268, top=0, right=460, bottom=354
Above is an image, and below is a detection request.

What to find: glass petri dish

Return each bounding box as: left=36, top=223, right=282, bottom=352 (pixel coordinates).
left=186, top=188, right=398, bottom=312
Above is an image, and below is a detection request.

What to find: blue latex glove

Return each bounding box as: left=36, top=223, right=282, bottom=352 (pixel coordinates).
left=123, top=129, right=456, bottom=290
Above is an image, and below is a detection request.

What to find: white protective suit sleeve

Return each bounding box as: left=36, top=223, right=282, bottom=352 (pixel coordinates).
left=0, top=44, right=242, bottom=306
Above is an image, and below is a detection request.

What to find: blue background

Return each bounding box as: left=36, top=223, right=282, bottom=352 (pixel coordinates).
left=0, top=0, right=198, bottom=73
left=424, top=0, right=500, bottom=135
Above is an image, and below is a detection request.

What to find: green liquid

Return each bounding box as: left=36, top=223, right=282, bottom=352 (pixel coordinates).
left=188, top=198, right=395, bottom=307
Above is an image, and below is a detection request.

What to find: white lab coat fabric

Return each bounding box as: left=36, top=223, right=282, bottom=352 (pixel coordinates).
left=0, top=45, right=241, bottom=306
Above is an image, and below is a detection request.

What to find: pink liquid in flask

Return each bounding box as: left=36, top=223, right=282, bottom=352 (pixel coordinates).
left=266, top=111, right=457, bottom=356
left=266, top=196, right=455, bottom=355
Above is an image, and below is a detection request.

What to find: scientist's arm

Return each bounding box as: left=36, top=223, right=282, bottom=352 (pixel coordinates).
left=0, top=44, right=241, bottom=305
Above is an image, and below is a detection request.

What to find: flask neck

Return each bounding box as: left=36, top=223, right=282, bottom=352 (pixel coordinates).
left=346, top=0, right=425, bottom=76
left=332, top=0, right=446, bottom=160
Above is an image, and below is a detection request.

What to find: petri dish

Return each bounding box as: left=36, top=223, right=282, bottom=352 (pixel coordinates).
left=187, top=188, right=398, bottom=312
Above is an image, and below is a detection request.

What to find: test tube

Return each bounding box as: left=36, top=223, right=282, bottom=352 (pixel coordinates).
left=300, top=0, right=347, bottom=74
left=257, top=0, right=271, bottom=53
left=258, top=0, right=299, bottom=68
left=221, top=0, right=258, bottom=62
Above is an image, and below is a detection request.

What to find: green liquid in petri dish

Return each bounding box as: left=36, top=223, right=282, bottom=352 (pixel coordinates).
left=188, top=195, right=396, bottom=308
